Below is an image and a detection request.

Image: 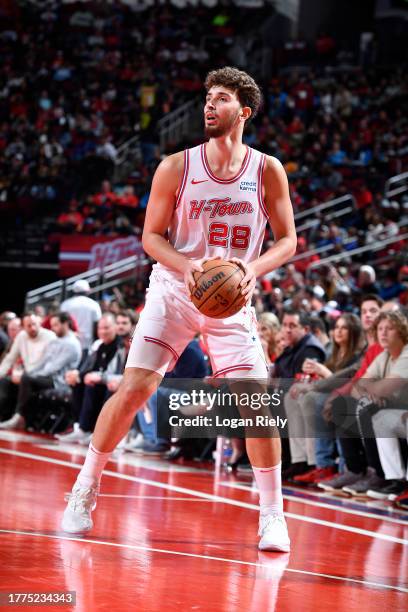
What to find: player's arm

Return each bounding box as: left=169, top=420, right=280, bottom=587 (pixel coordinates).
left=142, top=153, right=205, bottom=288
left=237, top=156, right=297, bottom=297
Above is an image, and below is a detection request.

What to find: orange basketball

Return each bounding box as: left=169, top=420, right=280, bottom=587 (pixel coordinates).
left=190, top=259, right=246, bottom=318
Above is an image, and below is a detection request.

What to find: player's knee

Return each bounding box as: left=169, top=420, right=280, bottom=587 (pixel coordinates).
left=118, top=372, right=159, bottom=410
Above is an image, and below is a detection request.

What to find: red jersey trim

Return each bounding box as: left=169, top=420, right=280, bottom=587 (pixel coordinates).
left=201, top=144, right=252, bottom=184
left=257, top=154, right=269, bottom=219
left=175, top=149, right=189, bottom=209
left=212, top=363, right=254, bottom=378
left=144, top=336, right=179, bottom=362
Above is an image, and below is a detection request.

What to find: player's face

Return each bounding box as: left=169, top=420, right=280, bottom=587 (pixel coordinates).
left=204, top=87, right=243, bottom=138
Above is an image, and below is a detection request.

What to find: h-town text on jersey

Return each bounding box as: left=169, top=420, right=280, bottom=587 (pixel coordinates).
left=189, top=198, right=254, bottom=220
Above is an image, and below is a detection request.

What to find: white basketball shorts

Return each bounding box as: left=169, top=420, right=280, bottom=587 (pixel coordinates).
left=126, top=269, right=268, bottom=378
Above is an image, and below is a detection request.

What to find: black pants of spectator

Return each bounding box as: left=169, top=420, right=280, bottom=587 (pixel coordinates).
left=78, top=384, right=112, bottom=433
left=0, top=377, right=18, bottom=421
left=332, top=395, right=384, bottom=477
left=16, top=373, right=54, bottom=422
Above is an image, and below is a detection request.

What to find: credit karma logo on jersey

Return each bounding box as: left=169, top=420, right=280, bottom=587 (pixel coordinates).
left=239, top=180, right=256, bottom=193
left=189, top=198, right=253, bottom=219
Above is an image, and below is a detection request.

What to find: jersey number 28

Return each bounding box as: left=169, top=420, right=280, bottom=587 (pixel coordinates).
left=208, top=223, right=251, bottom=250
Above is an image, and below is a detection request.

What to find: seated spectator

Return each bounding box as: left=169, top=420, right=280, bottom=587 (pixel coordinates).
left=102, top=310, right=138, bottom=395
left=273, top=309, right=326, bottom=470
left=91, top=180, right=117, bottom=208
left=0, top=313, right=81, bottom=431
left=356, top=311, right=408, bottom=502
left=309, top=317, right=331, bottom=353
left=56, top=201, right=84, bottom=233
left=0, top=313, right=55, bottom=422
left=134, top=337, right=208, bottom=457
left=318, top=295, right=384, bottom=494
left=57, top=313, right=124, bottom=444
left=258, top=312, right=281, bottom=365
left=0, top=312, right=17, bottom=333
left=371, top=404, right=408, bottom=509
left=323, top=310, right=407, bottom=497
left=284, top=314, right=364, bottom=485
left=356, top=265, right=381, bottom=296
left=116, top=186, right=139, bottom=208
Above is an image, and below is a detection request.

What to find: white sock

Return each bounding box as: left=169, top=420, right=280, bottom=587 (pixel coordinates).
left=77, top=443, right=111, bottom=488
left=252, top=462, right=284, bottom=515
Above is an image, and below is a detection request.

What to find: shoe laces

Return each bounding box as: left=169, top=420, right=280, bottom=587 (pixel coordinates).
left=259, top=513, right=285, bottom=536
left=65, top=485, right=98, bottom=514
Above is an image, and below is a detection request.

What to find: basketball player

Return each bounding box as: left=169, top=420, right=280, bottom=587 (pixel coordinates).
left=62, top=67, right=297, bottom=552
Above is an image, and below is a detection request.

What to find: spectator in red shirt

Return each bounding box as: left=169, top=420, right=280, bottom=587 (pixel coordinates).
left=92, top=180, right=117, bottom=208
left=293, top=236, right=320, bottom=274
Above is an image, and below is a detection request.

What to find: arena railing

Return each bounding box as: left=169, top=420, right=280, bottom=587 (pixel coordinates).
left=307, top=232, right=408, bottom=269
left=157, top=97, right=202, bottom=151
left=385, top=171, right=408, bottom=199
left=25, top=254, right=150, bottom=310
left=295, top=194, right=356, bottom=234
left=113, top=134, right=143, bottom=183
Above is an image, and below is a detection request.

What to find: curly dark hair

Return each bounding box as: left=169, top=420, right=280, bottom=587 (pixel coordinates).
left=204, top=66, right=262, bottom=123
left=372, top=311, right=408, bottom=344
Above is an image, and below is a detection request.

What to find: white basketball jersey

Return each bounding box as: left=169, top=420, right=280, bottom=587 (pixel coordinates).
left=155, top=143, right=268, bottom=279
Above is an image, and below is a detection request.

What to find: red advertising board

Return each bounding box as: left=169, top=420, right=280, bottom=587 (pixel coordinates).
left=59, top=235, right=145, bottom=277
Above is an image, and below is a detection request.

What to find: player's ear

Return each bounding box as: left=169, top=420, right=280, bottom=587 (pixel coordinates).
left=241, top=106, right=252, bottom=122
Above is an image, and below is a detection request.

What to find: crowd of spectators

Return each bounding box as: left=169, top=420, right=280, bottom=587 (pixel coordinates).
left=1, top=272, right=408, bottom=510
left=1, top=2, right=407, bottom=275
left=0, top=0, right=268, bottom=220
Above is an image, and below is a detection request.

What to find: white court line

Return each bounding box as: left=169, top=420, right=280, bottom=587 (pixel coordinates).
left=1, top=447, right=407, bottom=547
left=99, top=495, right=214, bottom=501
left=0, top=528, right=407, bottom=594
left=221, top=481, right=408, bottom=527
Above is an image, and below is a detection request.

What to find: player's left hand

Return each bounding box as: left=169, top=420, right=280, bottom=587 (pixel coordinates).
left=228, top=258, right=257, bottom=302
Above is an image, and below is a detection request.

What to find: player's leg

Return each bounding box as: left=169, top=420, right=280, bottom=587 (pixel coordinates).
left=62, top=273, right=196, bottom=534
left=225, top=358, right=290, bottom=553
left=61, top=366, right=163, bottom=535
left=205, top=307, right=289, bottom=552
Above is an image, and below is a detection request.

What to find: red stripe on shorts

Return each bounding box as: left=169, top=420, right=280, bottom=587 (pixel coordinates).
left=144, top=336, right=179, bottom=362
left=212, top=363, right=254, bottom=378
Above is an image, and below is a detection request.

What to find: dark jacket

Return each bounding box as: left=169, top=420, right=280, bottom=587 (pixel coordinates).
left=274, top=333, right=326, bottom=391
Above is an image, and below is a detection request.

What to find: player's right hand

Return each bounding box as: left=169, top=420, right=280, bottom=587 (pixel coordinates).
left=183, top=256, right=222, bottom=297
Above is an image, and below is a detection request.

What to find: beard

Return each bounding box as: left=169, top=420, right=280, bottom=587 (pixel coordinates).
left=204, top=110, right=240, bottom=138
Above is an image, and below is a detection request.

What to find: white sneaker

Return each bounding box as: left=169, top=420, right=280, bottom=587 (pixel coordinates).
left=258, top=513, right=291, bottom=552
left=56, top=423, right=90, bottom=443
left=0, top=413, right=25, bottom=430
left=78, top=433, right=93, bottom=447
left=61, top=481, right=99, bottom=534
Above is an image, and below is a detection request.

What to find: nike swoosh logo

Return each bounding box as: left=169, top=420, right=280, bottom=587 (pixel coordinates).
left=191, top=179, right=208, bottom=184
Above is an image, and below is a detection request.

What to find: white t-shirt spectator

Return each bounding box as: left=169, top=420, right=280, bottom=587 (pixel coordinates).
left=0, top=327, right=55, bottom=377
left=60, top=294, right=102, bottom=349
left=365, top=345, right=408, bottom=379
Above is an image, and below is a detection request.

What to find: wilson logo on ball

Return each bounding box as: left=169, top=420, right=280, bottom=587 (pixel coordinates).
left=193, top=272, right=226, bottom=300
left=191, top=260, right=246, bottom=319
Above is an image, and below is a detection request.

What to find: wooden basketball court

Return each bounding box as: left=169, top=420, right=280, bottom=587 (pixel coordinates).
left=1, top=431, right=407, bottom=610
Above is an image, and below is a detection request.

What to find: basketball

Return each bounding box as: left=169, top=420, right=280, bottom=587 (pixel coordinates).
left=190, top=259, right=246, bottom=318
